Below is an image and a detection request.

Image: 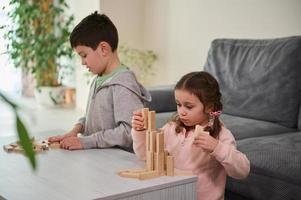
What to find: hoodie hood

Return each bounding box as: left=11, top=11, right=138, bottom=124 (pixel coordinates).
left=95, top=70, right=151, bottom=103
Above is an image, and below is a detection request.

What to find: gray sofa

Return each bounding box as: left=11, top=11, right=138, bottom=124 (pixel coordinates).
left=145, top=36, right=301, bottom=200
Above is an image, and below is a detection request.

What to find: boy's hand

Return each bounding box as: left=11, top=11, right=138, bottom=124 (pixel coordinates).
left=131, top=110, right=145, bottom=131
left=48, top=131, right=77, bottom=143
left=193, top=126, right=218, bottom=152
left=60, top=137, right=83, bottom=150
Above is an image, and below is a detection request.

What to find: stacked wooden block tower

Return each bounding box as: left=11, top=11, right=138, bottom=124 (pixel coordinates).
left=118, top=108, right=174, bottom=180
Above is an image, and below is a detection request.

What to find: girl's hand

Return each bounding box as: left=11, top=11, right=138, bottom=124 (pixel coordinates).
left=131, top=110, right=145, bottom=131
left=193, top=133, right=218, bottom=152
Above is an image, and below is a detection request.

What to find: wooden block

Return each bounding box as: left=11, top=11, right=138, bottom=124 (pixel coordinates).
left=3, top=144, right=15, bottom=152
left=166, top=156, right=174, bottom=176
left=156, top=131, right=164, bottom=153
left=142, top=108, right=149, bottom=130
left=146, top=131, right=150, bottom=151
left=150, top=131, right=156, bottom=152
left=155, top=152, right=165, bottom=173
left=126, top=168, right=147, bottom=173
left=154, top=153, right=158, bottom=171
left=194, top=125, right=209, bottom=138
left=118, top=171, right=140, bottom=179
left=164, top=150, right=169, bottom=171
left=148, top=111, right=156, bottom=131
left=139, top=171, right=159, bottom=180
left=146, top=151, right=154, bottom=171
left=49, top=142, right=60, bottom=149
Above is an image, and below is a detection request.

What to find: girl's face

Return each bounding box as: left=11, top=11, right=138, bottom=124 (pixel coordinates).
left=175, top=89, right=210, bottom=127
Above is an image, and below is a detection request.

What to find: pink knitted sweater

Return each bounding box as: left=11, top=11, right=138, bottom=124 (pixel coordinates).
left=132, top=122, right=250, bottom=200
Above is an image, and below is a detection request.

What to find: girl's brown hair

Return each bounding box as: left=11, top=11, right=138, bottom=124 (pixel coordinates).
left=172, top=71, right=223, bottom=138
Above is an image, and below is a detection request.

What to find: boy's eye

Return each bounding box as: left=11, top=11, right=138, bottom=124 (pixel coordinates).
left=176, top=103, right=181, bottom=107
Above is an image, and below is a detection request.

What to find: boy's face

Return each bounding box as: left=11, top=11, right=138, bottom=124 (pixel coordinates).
left=75, top=43, right=109, bottom=75
left=175, top=89, right=211, bottom=127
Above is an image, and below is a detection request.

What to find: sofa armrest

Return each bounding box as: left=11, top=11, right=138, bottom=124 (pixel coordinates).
left=145, top=85, right=176, bottom=113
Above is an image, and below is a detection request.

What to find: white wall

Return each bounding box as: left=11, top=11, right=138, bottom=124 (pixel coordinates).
left=72, top=0, right=301, bottom=111
left=68, top=0, right=100, bottom=113
left=143, top=0, right=301, bottom=85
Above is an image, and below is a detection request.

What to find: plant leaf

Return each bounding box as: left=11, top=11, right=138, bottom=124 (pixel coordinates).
left=16, top=114, right=36, bottom=170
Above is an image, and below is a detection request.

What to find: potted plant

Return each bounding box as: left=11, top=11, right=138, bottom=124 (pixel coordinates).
left=3, top=0, right=74, bottom=107
left=118, top=44, right=158, bottom=86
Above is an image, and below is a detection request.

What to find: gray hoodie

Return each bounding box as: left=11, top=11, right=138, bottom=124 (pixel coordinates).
left=77, top=70, right=151, bottom=151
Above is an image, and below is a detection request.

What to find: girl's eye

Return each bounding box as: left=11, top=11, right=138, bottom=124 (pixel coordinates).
left=186, top=105, right=193, bottom=110
left=176, top=103, right=181, bottom=107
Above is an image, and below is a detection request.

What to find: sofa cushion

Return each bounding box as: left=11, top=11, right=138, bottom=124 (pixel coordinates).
left=204, top=36, right=301, bottom=129
left=146, top=85, right=176, bottom=113
left=220, top=114, right=297, bottom=140
left=226, top=132, right=301, bottom=200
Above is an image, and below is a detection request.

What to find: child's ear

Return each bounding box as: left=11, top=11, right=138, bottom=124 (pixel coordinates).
left=97, top=41, right=111, bottom=56
left=205, top=104, right=214, bottom=113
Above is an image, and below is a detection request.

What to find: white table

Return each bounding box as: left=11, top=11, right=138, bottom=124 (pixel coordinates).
left=0, top=135, right=197, bottom=200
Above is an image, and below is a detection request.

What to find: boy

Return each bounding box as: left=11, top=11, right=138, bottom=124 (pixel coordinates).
left=48, top=11, right=151, bottom=151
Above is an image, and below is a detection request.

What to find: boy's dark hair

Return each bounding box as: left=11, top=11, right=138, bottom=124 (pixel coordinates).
left=70, top=11, right=118, bottom=51
left=172, top=71, right=223, bottom=138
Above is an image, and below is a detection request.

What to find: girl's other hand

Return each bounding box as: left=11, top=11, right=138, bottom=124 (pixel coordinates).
left=193, top=133, right=218, bottom=153
left=132, top=110, right=145, bottom=131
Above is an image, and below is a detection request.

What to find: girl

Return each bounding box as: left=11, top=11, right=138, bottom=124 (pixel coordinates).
left=131, top=71, right=250, bottom=200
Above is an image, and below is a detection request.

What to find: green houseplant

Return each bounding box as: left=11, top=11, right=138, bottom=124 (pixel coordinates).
left=118, top=44, right=157, bottom=85
left=4, top=0, right=74, bottom=106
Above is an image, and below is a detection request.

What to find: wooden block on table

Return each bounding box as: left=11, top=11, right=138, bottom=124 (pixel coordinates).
left=49, top=142, right=60, bottom=149
left=156, top=131, right=164, bottom=153
left=150, top=131, right=156, bottom=152
left=148, top=111, right=156, bottom=131
left=139, top=171, right=159, bottom=180
left=118, top=171, right=140, bottom=179
left=166, top=156, right=174, bottom=176
left=155, top=152, right=165, bottom=173
left=142, top=108, right=149, bottom=130
left=164, top=150, right=170, bottom=170
left=146, top=131, right=150, bottom=151
left=3, top=144, right=15, bottom=152
left=146, top=151, right=154, bottom=171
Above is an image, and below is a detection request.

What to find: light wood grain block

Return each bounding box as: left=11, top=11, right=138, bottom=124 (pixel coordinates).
left=142, top=108, right=149, bottom=130
left=139, top=171, right=159, bottom=180
left=148, top=111, right=156, bottom=131
left=166, top=156, right=174, bottom=176
left=150, top=131, right=157, bottom=152
left=146, top=151, right=154, bottom=171
left=156, top=132, right=164, bottom=153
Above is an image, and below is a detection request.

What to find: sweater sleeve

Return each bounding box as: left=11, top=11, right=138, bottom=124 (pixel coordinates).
left=79, top=85, right=145, bottom=150
left=211, top=128, right=250, bottom=179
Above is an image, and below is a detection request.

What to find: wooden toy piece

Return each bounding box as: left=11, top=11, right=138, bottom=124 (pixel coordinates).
left=126, top=168, right=147, bottom=173
left=148, top=111, right=156, bottom=131
left=155, top=152, right=165, bottom=174
left=156, top=131, right=164, bottom=153
left=146, top=131, right=150, bottom=151
left=146, top=151, right=154, bottom=171
left=3, top=144, right=15, bottom=152
left=150, top=131, right=156, bottom=152
left=49, top=142, right=60, bottom=149
left=142, top=108, right=149, bottom=130
left=194, top=125, right=210, bottom=139
left=164, top=150, right=169, bottom=171
left=166, top=156, right=174, bottom=176
left=118, top=171, right=140, bottom=179
left=139, top=171, right=160, bottom=180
